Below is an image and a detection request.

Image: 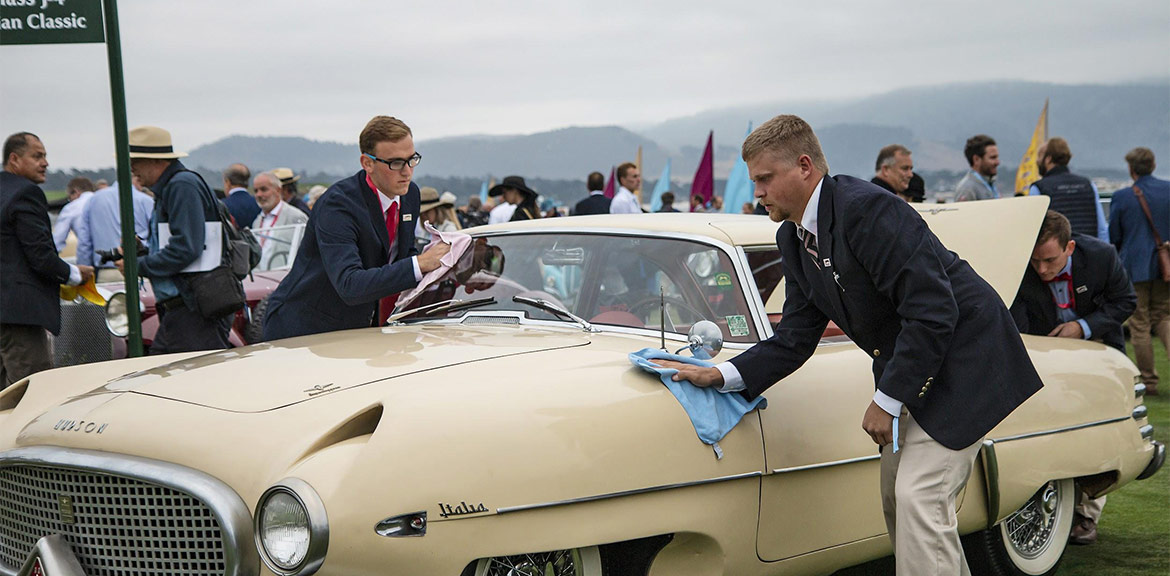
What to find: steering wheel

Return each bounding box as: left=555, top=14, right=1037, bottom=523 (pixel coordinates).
left=626, top=296, right=709, bottom=331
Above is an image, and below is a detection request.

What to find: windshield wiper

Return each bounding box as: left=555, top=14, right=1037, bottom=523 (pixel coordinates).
left=387, top=297, right=496, bottom=323
left=512, top=295, right=598, bottom=332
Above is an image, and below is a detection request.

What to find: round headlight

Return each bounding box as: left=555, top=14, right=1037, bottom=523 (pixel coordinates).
left=255, top=479, right=328, bottom=576
left=104, top=292, right=130, bottom=337
left=259, top=491, right=310, bottom=570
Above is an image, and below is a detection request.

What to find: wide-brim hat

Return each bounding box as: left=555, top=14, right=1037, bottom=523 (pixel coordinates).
left=127, top=126, right=187, bottom=159
left=421, top=190, right=457, bottom=213
left=272, top=167, right=301, bottom=185
left=489, top=175, right=537, bottom=198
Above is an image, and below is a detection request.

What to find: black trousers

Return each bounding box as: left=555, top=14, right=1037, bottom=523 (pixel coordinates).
left=150, top=300, right=232, bottom=355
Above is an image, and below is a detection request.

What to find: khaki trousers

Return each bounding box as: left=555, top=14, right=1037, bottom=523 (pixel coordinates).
left=1077, top=493, right=1106, bottom=523
left=881, top=410, right=982, bottom=576
left=1130, top=281, right=1170, bottom=387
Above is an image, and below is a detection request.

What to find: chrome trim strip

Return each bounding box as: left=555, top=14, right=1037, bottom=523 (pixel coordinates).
left=981, top=440, right=1000, bottom=529
left=770, top=454, right=880, bottom=475
left=1135, top=383, right=1147, bottom=398
left=0, top=446, right=258, bottom=576
left=494, top=471, right=762, bottom=515
left=1133, top=405, right=1148, bottom=420
left=989, top=416, right=1131, bottom=444
left=1141, top=425, right=1154, bottom=440
left=254, top=478, right=328, bottom=576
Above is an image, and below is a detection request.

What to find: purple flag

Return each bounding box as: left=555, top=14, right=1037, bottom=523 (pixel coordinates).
left=690, top=131, right=714, bottom=211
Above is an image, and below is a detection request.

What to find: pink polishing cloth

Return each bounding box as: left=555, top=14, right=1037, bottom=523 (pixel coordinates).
left=397, top=221, right=473, bottom=308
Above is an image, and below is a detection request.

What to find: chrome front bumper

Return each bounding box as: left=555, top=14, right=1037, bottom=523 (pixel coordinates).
left=1137, top=440, right=1165, bottom=481
left=15, top=536, right=85, bottom=576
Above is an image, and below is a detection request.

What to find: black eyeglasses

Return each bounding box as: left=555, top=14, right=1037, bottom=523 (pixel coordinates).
left=364, top=152, right=422, bottom=171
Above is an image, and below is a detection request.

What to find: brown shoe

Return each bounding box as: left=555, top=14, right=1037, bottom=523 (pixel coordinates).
left=1069, top=515, right=1098, bottom=545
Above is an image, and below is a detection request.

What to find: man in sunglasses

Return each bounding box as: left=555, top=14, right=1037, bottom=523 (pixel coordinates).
left=263, top=116, right=450, bottom=341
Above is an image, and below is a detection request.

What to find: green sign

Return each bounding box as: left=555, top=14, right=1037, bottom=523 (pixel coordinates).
left=1, top=0, right=105, bottom=45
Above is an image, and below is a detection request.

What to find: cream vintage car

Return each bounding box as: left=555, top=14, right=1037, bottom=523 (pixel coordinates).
left=0, top=196, right=1162, bottom=576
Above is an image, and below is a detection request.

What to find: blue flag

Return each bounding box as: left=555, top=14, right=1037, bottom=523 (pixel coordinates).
left=722, top=121, right=754, bottom=213
left=479, top=179, right=489, bottom=204
left=649, top=158, right=672, bottom=212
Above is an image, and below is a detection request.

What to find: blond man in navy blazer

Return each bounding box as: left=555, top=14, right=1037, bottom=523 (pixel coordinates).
left=660, top=115, right=1043, bottom=576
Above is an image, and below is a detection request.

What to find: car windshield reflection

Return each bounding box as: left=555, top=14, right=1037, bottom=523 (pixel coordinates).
left=398, top=234, right=760, bottom=342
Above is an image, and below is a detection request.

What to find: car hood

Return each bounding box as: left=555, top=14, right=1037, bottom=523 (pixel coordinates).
left=95, top=324, right=590, bottom=412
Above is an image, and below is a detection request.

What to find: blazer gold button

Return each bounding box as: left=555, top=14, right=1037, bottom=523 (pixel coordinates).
left=873, top=349, right=881, bottom=357
left=918, top=392, right=926, bottom=398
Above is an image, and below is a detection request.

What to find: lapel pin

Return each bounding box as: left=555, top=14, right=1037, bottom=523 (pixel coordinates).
left=402, top=214, right=413, bottom=222
left=823, top=258, right=832, bottom=268
left=1075, top=285, right=1087, bottom=294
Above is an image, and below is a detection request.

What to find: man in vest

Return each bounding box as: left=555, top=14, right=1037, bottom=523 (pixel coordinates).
left=1029, top=138, right=1108, bottom=241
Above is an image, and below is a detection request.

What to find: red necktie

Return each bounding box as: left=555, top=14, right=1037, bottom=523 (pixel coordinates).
left=378, top=201, right=400, bottom=325
left=1047, top=271, right=1075, bottom=309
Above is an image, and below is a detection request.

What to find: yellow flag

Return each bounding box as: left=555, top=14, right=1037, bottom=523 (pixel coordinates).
left=635, top=145, right=644, bottom=203
left=1015, top=99, right=1049, bottom=196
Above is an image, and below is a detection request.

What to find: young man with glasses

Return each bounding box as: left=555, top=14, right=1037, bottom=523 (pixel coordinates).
left=263, top=116, right=450, bottom=341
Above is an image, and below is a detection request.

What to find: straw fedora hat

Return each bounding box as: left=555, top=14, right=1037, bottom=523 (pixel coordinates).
left=420, top=190, right=457, bottom=213
left=127, top=126, right=187, bottom=159
left=272, top=167, right=301, bottom=185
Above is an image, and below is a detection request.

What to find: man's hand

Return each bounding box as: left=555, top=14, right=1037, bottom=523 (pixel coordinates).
left=417, top=241, right=452, bottom=273
left=1048, top=321, right=1084, bottom=339
left=862, top=400, right=895, bottom=447
left=651, top=359, right=724, bottom=389
left=78, top=265, right=95, bottom=284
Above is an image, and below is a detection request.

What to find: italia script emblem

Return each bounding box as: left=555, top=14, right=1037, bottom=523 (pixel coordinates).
left=437, top=500, right=488, bottom=518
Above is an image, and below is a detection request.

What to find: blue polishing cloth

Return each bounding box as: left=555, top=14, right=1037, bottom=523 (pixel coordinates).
left=629, top=348, right=767, bottom=458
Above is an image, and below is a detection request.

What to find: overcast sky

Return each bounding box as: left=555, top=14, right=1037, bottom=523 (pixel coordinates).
left=2, top=0, right=1167, bottom=169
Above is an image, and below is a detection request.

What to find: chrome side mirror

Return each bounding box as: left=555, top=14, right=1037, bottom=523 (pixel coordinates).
left=104, top=292, right=143, bottom=338
left=681, top=320, right=723, bottom=360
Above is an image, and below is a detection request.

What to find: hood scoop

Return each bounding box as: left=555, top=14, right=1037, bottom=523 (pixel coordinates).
left=102, top=325, right=588, bottom=412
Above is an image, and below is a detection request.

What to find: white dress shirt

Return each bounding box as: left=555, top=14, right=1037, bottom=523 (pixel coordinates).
left=610, top=186, right=641, bottom=214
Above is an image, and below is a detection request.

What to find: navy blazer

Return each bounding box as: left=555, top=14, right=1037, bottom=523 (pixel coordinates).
left=263, top=171, right=420, bottom=340
left=729, top=175, right=1043, bottom=450
left=223, top=188, right=261, bottom=229
left=1110, top=175, right=1170, bottom=284
left=1, top=171, right=73, bottom=335
left=1011, top=234, right=1136, bottom=352
left=573, top=193, right=611, bottom=216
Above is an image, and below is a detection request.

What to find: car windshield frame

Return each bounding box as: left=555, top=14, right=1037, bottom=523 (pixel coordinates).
left=398, top=228, right=771, bottom=344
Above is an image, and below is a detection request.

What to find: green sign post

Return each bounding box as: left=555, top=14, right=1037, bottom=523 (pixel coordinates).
left=1, top=0, right=144, bottom=357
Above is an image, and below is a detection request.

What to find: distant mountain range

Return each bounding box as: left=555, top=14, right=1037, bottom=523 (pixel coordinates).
left=182, top=79, right=1169, bottom=183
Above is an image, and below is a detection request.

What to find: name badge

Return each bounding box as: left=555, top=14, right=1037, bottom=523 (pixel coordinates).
left=1075, top=285, right=1088, bottom=294
left=402, top=214, right=413, bottom=222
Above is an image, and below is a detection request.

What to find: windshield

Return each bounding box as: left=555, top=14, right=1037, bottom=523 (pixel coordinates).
left=252, top=223, right=306, bottom=271
left=398, top=233, right=761, bottom=342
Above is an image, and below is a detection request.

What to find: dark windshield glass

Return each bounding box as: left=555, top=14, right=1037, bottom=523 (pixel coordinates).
left=399, top=233, right=760, bottom=342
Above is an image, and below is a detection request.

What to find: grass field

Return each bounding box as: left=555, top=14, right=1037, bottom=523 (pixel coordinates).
left=1060, top=341, right=1169, bottom=576
left=837, top=341, right=1169, bottom=576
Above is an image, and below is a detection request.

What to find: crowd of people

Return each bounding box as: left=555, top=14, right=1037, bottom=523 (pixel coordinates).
left=0, top=112, right=1167, bottom=572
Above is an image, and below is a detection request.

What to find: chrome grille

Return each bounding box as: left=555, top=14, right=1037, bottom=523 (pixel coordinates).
left=0, top=465, right=227, bottom=576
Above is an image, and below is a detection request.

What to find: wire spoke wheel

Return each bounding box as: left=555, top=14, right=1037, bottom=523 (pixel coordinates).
left=474, top=546, right=602, bottom=576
